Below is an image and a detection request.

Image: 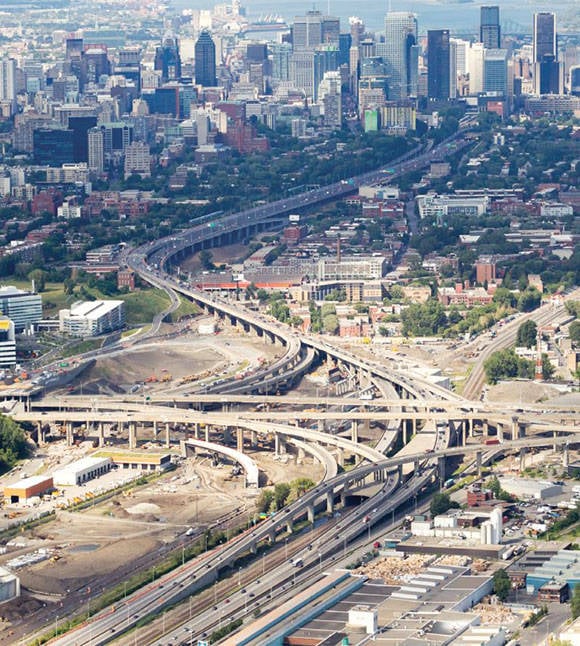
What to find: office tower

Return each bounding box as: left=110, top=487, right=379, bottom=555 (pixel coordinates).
left=155, top=37, right=182, bottom=83
left=68, top=115, right=98, bottom=163
left=533, top=12, right=558, bottom=94
left=468, top=42, right=485, bottom=94
left=88, top=127, right=104, bottom=174
left=33, top=128, right=75, bottom=165
left=538, top=55, right=562, bottom=94
left=483, top=49, right=508, bottom=95
left=293, top=11, right=339, bottom=51
left=338, top=33, right=352, bottom=67
left=271, top=43, right=292, bottom=82
left=313, top=47, right=340, bottom=100
left=571, top=66, right=580, bottom=96
left=124, top=141, right=151, bottom=179
left=384, top=12, right=418, bottom=100
left=318, top=71, right=342, bottom=128
left=290, top=50, right=315, bottom=97
left=533, top=12, right=556, bottom=63
left=116, top=47, right=142, bottom=89
left=0, top=58, right=16, bottom=110
left=81, top=46, right=111, bottom=88
left=246, top=43, right=268, bottom=63
left=349, top=17, right=365, bottom=48
left=480, top=6, right=501, bottom=49
left=427, top=30, right=451, bottom=100
left=195, top=30, right=217, bottom=87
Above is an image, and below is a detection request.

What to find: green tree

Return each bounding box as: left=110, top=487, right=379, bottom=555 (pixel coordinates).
left=572, top=583, right=580, bottom=620
left=492, top=287, right=516, bottom=309
left=0, top=415, right=29, bottom=473
left=401, top=299, right=447, bottom=336
left=272, top=482, right=291, bottom=510
left=28, top=268, right=47, bottom=292
left=484, top=349, right=520, bottom=384
left=570, top=321, right=580, bottom=345
left=199, top=250, right=214, bottom=270
left=323, top=314, right=339, bottom=335
left=517, top=288, right=541, bottom=312
left=492, top=569, right=511, bottom=602
left=256, top=489, right=274, bottom=514
left=430, top=492, right=460, bottom=517
left=516, top=320, right=538, bottom=348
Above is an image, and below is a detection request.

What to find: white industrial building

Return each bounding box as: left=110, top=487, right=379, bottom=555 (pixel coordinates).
left=411, top=508, right=503, bottom=545
left=59, top=300, right=125, bottom=337
left=0, top=566, right=20, bottom=604
left=499, top=477, right=562, bottom=500
left=52, top=457, right=111, bottom=486
left=0, top=316, right=16, bottom=368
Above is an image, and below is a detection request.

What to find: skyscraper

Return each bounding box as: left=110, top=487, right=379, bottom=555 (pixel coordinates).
left=0, top=58, right=17, bottom=111
left=155, top=37, right=182, bottom=83
left=292, top=11, right=339, bottom=51
left=480, top=6, right=501, bottom=49
left=533, top=12, right=558, bottom=94
left=384, top=12, right=418, bottom=100
left=533, top=12, right=556, bottom=63
left=195, top=30, right=217, bottom=87
left=427, top=30, right=451, bottom=100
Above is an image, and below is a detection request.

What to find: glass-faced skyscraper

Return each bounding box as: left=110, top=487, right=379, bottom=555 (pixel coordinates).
left=195, top=30, right=217, bottom=87
left=533, top=12, right=559, bottom=94
left=384, top=12, right=418, bottom=100
left=480, top=6, right=500, bottom=49
left=427, top=30, right=451, bottom=100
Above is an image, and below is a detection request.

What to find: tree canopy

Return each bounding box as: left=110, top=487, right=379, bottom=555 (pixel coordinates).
left=0, top=415, right=29, bottom=473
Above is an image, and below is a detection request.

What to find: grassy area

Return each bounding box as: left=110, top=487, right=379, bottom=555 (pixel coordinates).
left=60, top=338, right=104, bottom=358
left=120, top=289, right=172, bottom=326
left=167, top=295, right=201, bottom=322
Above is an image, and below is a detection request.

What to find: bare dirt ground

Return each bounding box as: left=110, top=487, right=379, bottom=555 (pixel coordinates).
left=485, top=381, right=569, bottom=405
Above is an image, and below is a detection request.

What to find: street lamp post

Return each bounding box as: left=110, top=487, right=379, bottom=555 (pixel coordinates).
left=54, top=615, right=58, bottom=638
left=284, top=538, right=288, bottom=560
left=238, top=566, right=242, bottom=587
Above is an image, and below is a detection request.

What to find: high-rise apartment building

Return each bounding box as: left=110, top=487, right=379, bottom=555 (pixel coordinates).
left=0, top=58, right=17, bottom=108
left=480, top=6, right=501, bottom=49
left=384, top=12, right=418, bottom=100
left=195, top=30, right=217, bottom=87
left=427, top=30, right=451, bottom=100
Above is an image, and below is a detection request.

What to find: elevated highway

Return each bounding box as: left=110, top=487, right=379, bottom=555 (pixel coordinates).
left=48, top=432, right=580, bottom=646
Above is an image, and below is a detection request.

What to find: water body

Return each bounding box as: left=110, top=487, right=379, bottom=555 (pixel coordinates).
left=171, top=0, right=578, bottom=34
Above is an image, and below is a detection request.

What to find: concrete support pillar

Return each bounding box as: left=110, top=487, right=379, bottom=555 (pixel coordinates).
left=476, top=451, right=483, bottom=478
left=193, top=423, right=199, bottom=440
left=165, top=423, right=170, bottom=448
left=362, top=418, right=370, bottom=434
left=351, top=421, right=359, bottom=444
left=250, top=430, right=258, bottom=448
left=414, top=458, right=420, bottom=474
left=326, top=491, right=334, bottom=514
left=468, top=417, right=473, bottom=438
left=498, top=424, right=505, bottom=443
left=563, top=446, right=570, bottom=469
left=519, top=447, right=526, bottom=472
left=274, top=432, right=280, bottom=455
left=204, top=425, right=210, bottom=442
left=336, top=447, right=344, bottom=467
left=461, top=422, right=466, bottom=446
left=482, top=420, right=489, bottom=437
left=66, top=422, right=74, bottom=447
left=98, top=423, right=105, bottom=447
left=398, top=464, right=403, bottom=481
left=129, top=422, right=137, bottom=449
left=519, top=423, right=527, bottom=439
left=297, top=446, right=305, bottom=461
left=268, top=529, right=276, bottom=544
left=317, top=419, right=326, bottom=433
left=286, top=521, right=293, bottom=534
left=37, top=422, right=44, bottom=446
left=152, top=421, right=158, bottom=440
left=553, top=430, right=558, bottom=453
left=307, top=505, right=315, bottom=524
left=438, top=457, right=446, bottom=488
left=236, top=428, right=244, bottom=453
left=511, top=417, right=518, bottom=439
left=402, top=422, right=408, bottom=445
left=223, top=427, right=232, bottom=444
